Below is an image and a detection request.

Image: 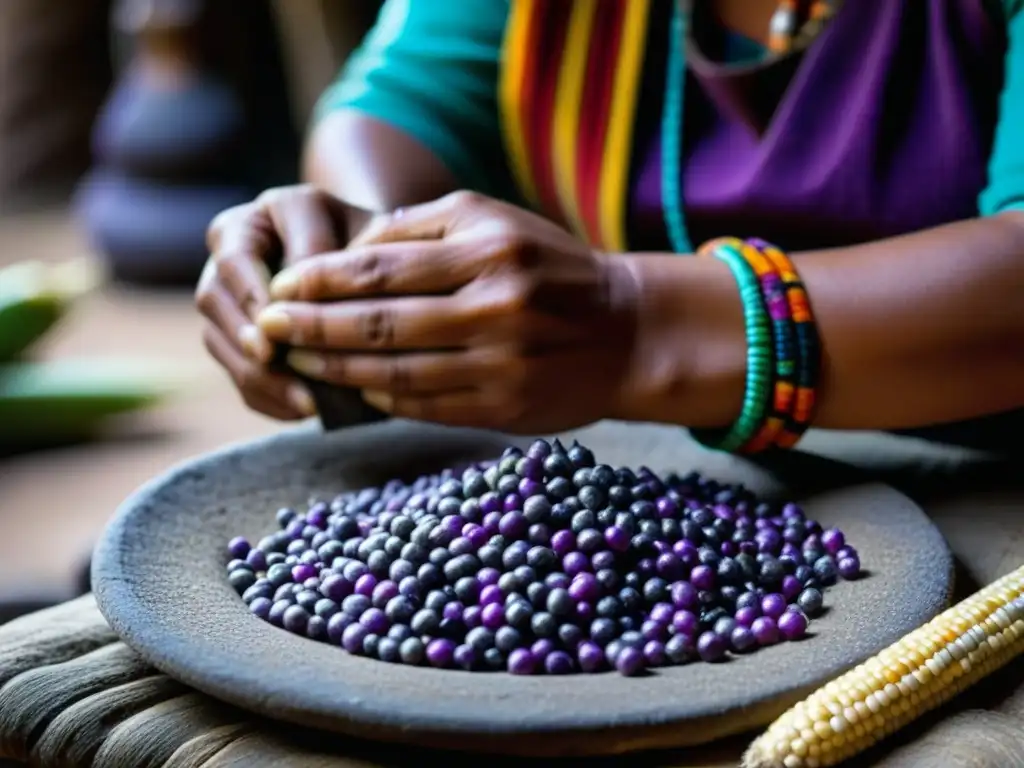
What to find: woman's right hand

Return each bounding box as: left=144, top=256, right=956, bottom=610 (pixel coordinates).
left=196, top=185, right=350, bottom=420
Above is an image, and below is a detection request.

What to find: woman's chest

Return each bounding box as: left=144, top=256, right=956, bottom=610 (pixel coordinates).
left=630, top=0, right=1008, bottom=251
left=499, top=0, right=1008, bottom=252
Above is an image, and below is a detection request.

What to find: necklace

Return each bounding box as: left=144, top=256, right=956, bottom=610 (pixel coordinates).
left=769, top=0, right=842, bottom=55
left=659, top=0, right=842, bottom=253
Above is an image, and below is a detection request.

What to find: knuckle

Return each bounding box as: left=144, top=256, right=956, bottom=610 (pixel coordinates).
left=296, top=258, right=324, bottom=299
left=286, top=306, right=324, bottom=347
left=357, top=307, right=396, bottom=348
left=307, top=308, right=327, bottom=346
left=495, top=275, right=535, bottom=315
left=254, top=190, right=283, bottom=210
left=256, top=185, right=303, bottom=209
left=489, top=233, right=539, bottom=270
left=446, top=189, right=484, bottom=210
left=320, top=354, right=346, bottom=381
left=350, top=250, right=391, bottom=293
left=385, top=357, right=413, bottom=393
left=202, top=325, right=271, bottom=403
left=256, top=184, right=321, bottom=216
left=209, top=256, right=244, bottom=301
left=301, top=186, right=331, bottom=208
left=206, top=204, right=249, bottom=250
left=210, top=248, right=239, bottom=276
left=207, top=200, right=270, bottom=250
left=235, top=363, right=262, bottom=393
left=195, top=285, right=217, bottom=315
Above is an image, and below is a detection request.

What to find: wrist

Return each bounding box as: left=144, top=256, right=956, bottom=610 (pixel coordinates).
left=610, top=252, right=747, bottom=428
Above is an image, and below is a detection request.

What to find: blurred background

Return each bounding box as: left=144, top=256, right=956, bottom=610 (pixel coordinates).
left=0, top=0, right=383, bottom=621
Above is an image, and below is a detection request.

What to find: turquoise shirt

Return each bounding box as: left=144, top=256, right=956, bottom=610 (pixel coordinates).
left=317, top=0, right=1024, bottom=219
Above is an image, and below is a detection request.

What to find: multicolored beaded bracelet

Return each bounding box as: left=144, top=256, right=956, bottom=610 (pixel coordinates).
left=691, top=239, right=775, bottom=454
left=747, top=237, right=821, bottom=448
left=732, top=239, right=799, bottom=454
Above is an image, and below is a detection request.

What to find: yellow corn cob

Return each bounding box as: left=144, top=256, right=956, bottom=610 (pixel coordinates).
left=744, top=565, right=1024, bottom=768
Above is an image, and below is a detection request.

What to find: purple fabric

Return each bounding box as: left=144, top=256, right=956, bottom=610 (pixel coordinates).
left=629, top=0, right=1006, bottom=253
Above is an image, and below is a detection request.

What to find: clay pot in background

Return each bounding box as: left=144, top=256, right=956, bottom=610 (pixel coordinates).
left=76, top=0, right=299, bottom=288
left=76, top=171, right=252, bottom=286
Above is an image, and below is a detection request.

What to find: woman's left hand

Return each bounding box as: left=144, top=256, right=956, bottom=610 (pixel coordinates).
left=256, top=191, right=641, bottom=433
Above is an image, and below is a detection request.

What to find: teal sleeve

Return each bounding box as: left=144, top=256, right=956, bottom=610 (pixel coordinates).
left=978, top=0, right=1024, bottom=215
left=314, top=0, right=515, bottom=200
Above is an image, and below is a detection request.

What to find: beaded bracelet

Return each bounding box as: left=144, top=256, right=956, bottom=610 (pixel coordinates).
left=691, top=239, right=774, bottom=454
left=747, top=237, right=821, bottom=448
left=731, top=239, right=799, bottom=454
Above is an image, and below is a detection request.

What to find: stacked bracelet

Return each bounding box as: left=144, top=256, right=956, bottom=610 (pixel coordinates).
left=734, top=239, right=798, bottom=453
left=691, top=238, right=775, bottom=453
left=747, top=237, right=821, bottom=448
left=692, top=237, right=820, bottom=454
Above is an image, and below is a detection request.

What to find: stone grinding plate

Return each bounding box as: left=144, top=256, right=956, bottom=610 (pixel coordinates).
left=91, top=421, right=953, bottom=758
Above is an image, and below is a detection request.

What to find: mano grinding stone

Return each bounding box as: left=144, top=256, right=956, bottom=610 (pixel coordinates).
left=272, top=345, right=387, bottom=431
left=302, top=378, right=388, bottom=431
left=92, top=421, right=953, bottom=758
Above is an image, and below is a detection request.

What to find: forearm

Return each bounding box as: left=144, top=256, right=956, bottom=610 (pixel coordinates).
left=302, top=110, right=460, bottom=241
left=617, top=213, right=1024, bottom=431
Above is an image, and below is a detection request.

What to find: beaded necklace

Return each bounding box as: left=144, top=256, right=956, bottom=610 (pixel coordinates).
left=660, top=0, right=843, bottom=254
left=768, top=0, right=842, bottom=56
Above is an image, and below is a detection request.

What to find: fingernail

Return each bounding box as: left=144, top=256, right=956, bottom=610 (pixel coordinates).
left=257, top=306, right=292, bottom=338
left=287, top=383, right=317, bottom=416
left=362, top=389, right=393, bottom=411
left=287, top=350, right=326, bottom=378
left=270, top=269, right=301, bottom=300
left=238, top=324, right=272, bottom=362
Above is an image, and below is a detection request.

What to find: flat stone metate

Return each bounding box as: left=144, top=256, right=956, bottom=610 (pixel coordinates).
left=92, top=421, right=953, bottom=757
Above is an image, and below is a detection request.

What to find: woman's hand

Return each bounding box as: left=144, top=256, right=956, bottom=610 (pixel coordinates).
left=257, top=191, right=642, bottom=433
left=195, top=185, right=351, bottom=420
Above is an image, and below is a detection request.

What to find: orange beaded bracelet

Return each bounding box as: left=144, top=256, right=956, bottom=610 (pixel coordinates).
left=746, top=238, right=820, bottom=448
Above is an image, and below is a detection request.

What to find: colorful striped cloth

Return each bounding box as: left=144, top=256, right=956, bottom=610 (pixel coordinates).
left=500, top=0, right=653, bottom=252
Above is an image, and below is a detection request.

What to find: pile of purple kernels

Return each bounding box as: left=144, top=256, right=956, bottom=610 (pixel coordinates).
left=227, top=439, right=863, bottom=676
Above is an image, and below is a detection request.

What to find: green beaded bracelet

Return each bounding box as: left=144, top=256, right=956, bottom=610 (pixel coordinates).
left=691, top=239, right=775, bottom=453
